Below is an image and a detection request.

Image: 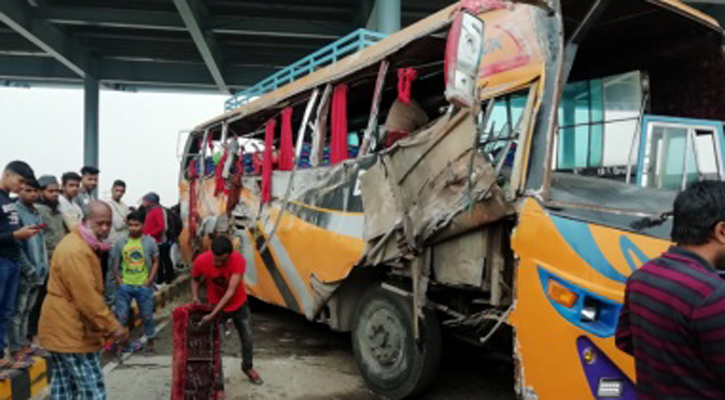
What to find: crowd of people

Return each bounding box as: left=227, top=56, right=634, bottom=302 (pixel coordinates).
left=0, top=160, right=184, bottom=397
left=0, top=159, right=261, bottom=399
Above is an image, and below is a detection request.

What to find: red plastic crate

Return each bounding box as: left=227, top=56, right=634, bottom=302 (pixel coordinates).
left=171, top=304, right=222, bottom=400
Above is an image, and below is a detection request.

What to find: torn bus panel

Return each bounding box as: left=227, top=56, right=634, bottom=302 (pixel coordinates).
left=360, top=109, right=515, bottom=264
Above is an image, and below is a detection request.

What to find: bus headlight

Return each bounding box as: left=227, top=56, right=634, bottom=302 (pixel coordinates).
left=547, top=279, right=578, bottom=308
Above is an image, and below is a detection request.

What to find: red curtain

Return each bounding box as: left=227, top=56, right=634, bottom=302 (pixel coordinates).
left=262, top=119, right=276, bottom=204
left=214, top=149, right=228, bottom=197
left=330, top=84, right=349, bottom=165
left=279, top=107, right=294, bottom=171
left=397, top=68, right=418, bottom=105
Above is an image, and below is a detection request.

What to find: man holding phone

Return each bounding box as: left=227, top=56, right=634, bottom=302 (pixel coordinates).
left=9, top=178, right=48, bottom=361
left=0, top=161, right=39, bottom=365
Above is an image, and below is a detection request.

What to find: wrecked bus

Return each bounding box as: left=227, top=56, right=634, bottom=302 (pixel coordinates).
left=177, top=0, right=723, bottom=398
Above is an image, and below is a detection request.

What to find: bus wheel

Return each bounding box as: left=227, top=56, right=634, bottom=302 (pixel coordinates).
left=352, top=284, right=442, bottom=399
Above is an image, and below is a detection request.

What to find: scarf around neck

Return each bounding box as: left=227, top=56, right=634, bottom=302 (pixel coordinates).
left=78, top=223, right=112, bottom=252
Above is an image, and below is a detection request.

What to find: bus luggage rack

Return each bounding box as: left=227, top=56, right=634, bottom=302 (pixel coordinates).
left=225, top=29, right=388, bottom=111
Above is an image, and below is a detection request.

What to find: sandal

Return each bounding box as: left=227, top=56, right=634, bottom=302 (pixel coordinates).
left=0, top=360, right=12, bottom=369
left=29, top=348, right=48, bottom=358
left=7, top=360, right=33, bottom=369
left=11, top=353, right=29, bottom=363
left=104, top=343, right=118, bottom=354
left=127, top=340, right=144, bottom=353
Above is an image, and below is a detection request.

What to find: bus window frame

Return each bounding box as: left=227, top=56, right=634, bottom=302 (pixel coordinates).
left=637, top=116, right=725, bottom=190
left=480, top=83, right=540, bottom=199
left=200, top=129, right=210, bottom=177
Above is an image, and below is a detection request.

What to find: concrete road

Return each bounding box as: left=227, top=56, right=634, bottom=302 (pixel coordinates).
left=104, top=300, right=516, bottom=400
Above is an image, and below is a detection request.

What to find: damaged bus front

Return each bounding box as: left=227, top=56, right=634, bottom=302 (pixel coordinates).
left=178, top=0, right=723, bottom=398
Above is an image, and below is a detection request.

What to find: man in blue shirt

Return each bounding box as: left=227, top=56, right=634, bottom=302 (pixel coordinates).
left=10, top=178, right=48, bottom=360
left=0, top=161, right=39, bottom=365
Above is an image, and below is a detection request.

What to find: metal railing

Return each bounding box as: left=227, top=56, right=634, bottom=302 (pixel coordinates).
left=225, top=29, right=388, bottom=111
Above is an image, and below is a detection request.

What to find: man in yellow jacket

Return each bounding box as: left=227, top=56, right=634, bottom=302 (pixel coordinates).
left=39, top=201, right=126, bottom=400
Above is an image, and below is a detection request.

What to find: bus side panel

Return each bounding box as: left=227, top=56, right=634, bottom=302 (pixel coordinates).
left=242, top=204, right=365, bottom=319
left=510, top=198, right=669, bottom=399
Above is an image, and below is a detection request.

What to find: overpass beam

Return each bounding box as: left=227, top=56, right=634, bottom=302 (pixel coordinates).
left=173, top=0, right=229, bottom=94
left=0, top=0, right=90, bottom=77
left=84, top=76, right=99, bottom=168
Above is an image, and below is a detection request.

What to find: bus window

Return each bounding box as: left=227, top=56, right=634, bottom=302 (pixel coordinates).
left=181, top=132, right=202, bottom=180
left=479, top=90, right=527, bottom=168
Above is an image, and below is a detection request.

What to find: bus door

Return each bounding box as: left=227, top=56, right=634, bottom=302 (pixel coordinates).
left=637, top=116, right=725, bottom=190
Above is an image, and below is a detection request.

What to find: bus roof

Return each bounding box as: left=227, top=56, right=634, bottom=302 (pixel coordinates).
left=195, top=4, right=457, bottom=132
left=194, top=0, right=721, bottom=132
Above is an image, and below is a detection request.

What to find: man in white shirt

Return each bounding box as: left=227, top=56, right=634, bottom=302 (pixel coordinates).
left=105, top=180, right=129, bottom=244
left=58, top=172, right=83, bottom=231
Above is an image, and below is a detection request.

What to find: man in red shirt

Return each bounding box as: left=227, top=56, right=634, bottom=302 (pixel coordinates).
left=141, top=192, right=174, bottom=285
left=192, top=236, right=262, bottom=385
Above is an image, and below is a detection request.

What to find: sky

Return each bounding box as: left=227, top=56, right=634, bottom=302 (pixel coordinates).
left=0, top=87, right=227, bottom=207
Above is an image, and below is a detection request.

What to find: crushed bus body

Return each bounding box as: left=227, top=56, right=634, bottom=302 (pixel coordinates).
left=177, top=0, right=724, bottom=398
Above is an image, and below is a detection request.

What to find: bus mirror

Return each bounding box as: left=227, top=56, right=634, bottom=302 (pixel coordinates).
left=444, top=11, right=485, bottom=109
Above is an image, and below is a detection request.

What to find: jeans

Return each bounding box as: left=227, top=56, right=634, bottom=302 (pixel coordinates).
left=0, top=258, right=20, bottom=355
left=224, top=303, right=254, bottom=371
left=115, top=285, right=156, bottom=339
left=156, top=243, right=175, bottom=285
left=8, top=280, right=39, bottom=352
left=217, top=303, right=254, bottom=391
left=104, top=263, right=117, bottom=308
left=28, top=277, right=47, bottom=338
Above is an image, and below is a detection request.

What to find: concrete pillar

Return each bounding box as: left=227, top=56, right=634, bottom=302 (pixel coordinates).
left=368, top=0, right=401, bottom=34
left=84, top=76, right=99, bottom=168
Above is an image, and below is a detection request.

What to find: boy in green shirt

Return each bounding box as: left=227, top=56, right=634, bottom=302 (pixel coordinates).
left=110, top=211, right=159, bottom=353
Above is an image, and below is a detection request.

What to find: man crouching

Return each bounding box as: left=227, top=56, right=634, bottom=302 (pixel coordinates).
left=192, top=236, right=263, bottom=387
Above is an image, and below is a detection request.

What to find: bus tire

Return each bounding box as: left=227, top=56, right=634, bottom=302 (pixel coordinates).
left=352, top=284, right=442, bottom=399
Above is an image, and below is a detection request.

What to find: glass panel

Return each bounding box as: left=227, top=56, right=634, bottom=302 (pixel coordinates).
left=556, top=71, right=642, bottom=171
left=646, top=126, right=689, bottom=190
left=603, top=72, right=641, bottom=119
left=601, top=119, right=639, bottom=167
left=589, top=79, right=604, bottom=123
left=694, top=130, right=720, bottom=180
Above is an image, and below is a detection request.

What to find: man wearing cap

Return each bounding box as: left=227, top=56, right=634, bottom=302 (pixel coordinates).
left=142, top=192, right=174, bottom=285
left=76, top=166, right=100, bottom=210
left=29, top=175, right=66, bottom=345
left=36, top=175, right=66, bottom=260
left=9, top=178, right=48, bottom=360
left=0, top=161, right=40, bottom=364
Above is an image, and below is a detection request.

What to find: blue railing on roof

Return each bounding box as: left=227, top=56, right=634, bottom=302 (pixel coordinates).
left=224, top=28, right=388, bottom=111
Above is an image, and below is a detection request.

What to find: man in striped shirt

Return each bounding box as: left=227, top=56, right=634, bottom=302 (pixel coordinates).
left=616, top=181, right=725, bottom=399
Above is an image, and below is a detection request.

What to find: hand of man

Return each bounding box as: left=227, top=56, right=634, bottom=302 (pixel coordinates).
left=14, top=226, right=40, bottom=240
left=115, top=275, right=123, bottom=286
left=144, top=279, right=154, bottom=288
left=200, top=314, right=214, bottom=326
left=111, top=327, right=128, bottom=343
left=192, top=297, right=201, bottom=305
